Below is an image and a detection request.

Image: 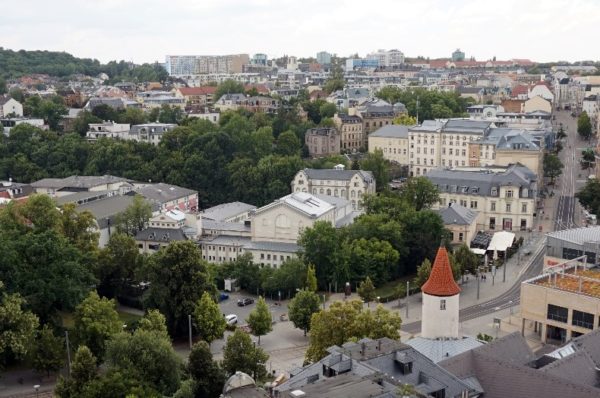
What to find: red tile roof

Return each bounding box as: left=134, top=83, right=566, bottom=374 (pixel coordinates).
left=244, top=84, right=269, bottom=94
left=178, top=86, right=217, bottom=96
left=421, top=246, right=461, bottom=297
left=511, top=85, right=530, bottom=97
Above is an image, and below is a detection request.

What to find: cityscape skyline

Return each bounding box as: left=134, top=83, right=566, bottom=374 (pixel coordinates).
left=2, top=0, right=600, bottom=64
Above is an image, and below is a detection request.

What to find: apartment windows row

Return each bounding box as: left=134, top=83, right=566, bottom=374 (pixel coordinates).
left=489, top=217, right=529, bottom=231
left=259, top=253, right=292, bottom=262
left=416, top=148, right=435, bottom=155
left=441, top=159, right=466, bottom=166
left=441, top=148, right=467, bottom=156
left=547, top=304, right=596, bottom=330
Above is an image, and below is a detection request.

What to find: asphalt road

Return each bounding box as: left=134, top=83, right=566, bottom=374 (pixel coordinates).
left=403, top=244, right=545, bottom=334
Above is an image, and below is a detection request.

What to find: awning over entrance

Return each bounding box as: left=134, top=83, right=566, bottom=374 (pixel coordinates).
left=487, top=231, right=515, bottom=252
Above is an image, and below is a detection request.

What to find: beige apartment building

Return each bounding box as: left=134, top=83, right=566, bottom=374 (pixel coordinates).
left=426, top=164, right=537, bottom=232
left=368, top=125, right=410, bottom=165
left=333, top=113, right=364, bottom=151
left=291, top=166, right=376, bottom=210
left=304, top=127, right=341, bottom=157
left=437, top=203, right=480, bottom=245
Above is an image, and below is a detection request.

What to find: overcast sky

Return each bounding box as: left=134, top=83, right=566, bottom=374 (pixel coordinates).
left=2, top=0, right=599, bottom=64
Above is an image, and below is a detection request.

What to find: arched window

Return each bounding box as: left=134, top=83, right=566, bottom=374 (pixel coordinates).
left=327, top=189, right=331, bottom=196
left=334, top=189, right=338, bottom=197
left=351, top=190, right=356, bottom=198
left=313, top=188, right=317, bottom=194
left=341, top=189, right=346, bottom=197
left=320, top=188, right=324, bottom=194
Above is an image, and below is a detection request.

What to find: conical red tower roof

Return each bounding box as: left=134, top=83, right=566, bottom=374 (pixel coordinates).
left=421, top=246, right=461, bottom=297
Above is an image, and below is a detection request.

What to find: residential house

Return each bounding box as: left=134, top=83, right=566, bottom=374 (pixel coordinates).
left=368, top=124, right=410, bottom=165
left=86, top=122, right=131, bottom=142
left=128, top=123, right=176, bottom=145
left=332, top=113, right=364, bottom=151
left=214, top=94, right=279, bottom=114
left=291, top=166, right=376, bottom=210
left=438, top=203, right=480, bottom=245
left=0, top=96, right=23, bottom=117
left=135, top=209, right=189, bottom=253
left=351, top=98, right=406, bottom=137
left=426, top=163, right=538, bottom=232
left=304, top=127, right=341, bottom=157
left=136, top=91, right=185, bottom=109
left=529, top=82, right=554, bottom=102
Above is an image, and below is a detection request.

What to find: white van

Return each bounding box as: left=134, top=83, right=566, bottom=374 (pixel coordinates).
left=224, top=314, right=238, bottom=325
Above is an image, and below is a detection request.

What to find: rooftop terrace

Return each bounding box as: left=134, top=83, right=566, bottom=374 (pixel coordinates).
left=529, top=261, right=600, bottom=299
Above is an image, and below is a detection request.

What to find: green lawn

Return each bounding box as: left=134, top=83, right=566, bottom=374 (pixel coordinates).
left=373, top=276, right=415, bottom=302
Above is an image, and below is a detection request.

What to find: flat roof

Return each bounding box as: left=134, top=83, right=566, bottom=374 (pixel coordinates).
left=530, top=267, right=600, bottom=299
left=546, top=226, right=600, bottom=246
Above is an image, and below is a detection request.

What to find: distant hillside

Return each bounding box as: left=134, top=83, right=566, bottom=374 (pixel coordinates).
left=0, top=47, right=168, bottom=82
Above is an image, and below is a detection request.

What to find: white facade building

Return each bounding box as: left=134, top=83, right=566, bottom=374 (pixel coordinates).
left=367, top=49, right=405, bottom=67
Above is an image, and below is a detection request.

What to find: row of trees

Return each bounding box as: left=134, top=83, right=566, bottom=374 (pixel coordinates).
left=0, top=47, right=168, bottom=82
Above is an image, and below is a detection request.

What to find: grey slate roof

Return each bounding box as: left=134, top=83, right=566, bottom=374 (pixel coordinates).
left=303, top=168, right=375, bottom=183
left=369, top=124, right=410, bottom=138
left=406, top=336, right=483, bottom=363
left=439, top=332, right=600, bottom=398
left=426, top=164, right=537, bottom=197
left=540, top=350, right=600, bottom=388
left=135, top=227, right=187, bottom=242
left=443, top=119, right=493, bottom=134
left=437, top=203, right=478, bottom=226
left=135, top=183, right=197, bottom=204
left=32, top=175, right=130, bottom=190
left=200, top=201, right=256, bottom=222
left=480, top=128, right=540, bottom=151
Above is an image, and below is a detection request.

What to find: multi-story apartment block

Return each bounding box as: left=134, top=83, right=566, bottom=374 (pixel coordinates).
left=86, top=122, right=131, bottom=142
left=426, top=163, right=537, bottom=232
left=409, top=119, right=493, bottom=176
left=366, top=49, right=405, bottom=67
left=165, top=54, right=249, bottom=75
left=332, top=113, right=364, bottom=151
left=368, top=125, right=410, bottom=164
left=291, top=166, right=376, bottom=210
left=129, top=123, right=176, bottom=145
left=304, top=127, right=341, bottom=157
left=214, top=94, right=279, bottom=114
left=316, top=51, right=332, bottom=65
left=352, top=99, right=406, bottom=139
left=136, top=91, right=185, bottom=109
left=174, top=86, right=217, bottom=109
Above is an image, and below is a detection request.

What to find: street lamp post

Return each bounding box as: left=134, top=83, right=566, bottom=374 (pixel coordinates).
left=34, top=385, right=40, bottom=398
left=188, top=314, right=193, bottom=350
left=502, top=251, right=507, bottom=283
left=405, top=281, right=409, bottom=319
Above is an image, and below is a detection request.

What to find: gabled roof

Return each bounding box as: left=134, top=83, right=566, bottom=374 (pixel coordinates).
left=178, top=86, right=217, bottom=96
left=438, top=203, right=478, bottom=226
left=421, top=246, right=461, bottom=296
left=302, top=168, right=375, bottom=183
left=200, top=201, right=256, bottom=222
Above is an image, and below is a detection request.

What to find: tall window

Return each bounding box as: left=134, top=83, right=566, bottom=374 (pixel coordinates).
left=440, top=299, right=446, bottom=310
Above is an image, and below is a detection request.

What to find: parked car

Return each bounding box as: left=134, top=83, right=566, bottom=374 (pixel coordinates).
left=237, top=297, right=254, bottom=306
left=219, top=292, right=230, bottom=302
left=224, top=314, right=238, bottom=325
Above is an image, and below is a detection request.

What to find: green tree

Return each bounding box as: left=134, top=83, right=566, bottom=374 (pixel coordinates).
left=413, top=258, right=432, bottom=288
left=222, top=329, right=269, bottom=380
left=246, top=297, right=272, bottom=345
left=340, top=238, right=399, bottom=285
left=105, top=328, right=182, bottom=396
left=298, top=221, right=340, bottom=290
left=306, top=300, right=401, bottom=362
left=543, top=153, right=564, bottom=183
left=581, top=148, right=596, bottom=169
left=360, top=149, right=390, bottom=192
left=119, top=107, right=147, bottom=125
left=392, top=114, right=418, bottom=125
left=576, top=178, right=600, bottom=218
left=399, top=177, right=440, bottom=211
left=0, top=282, right=39, bottom=367
left=73, top=291, right=122, bottom=360
left=114, top=195, right=152, bottom=236
left=96, top=233, right=140, bottom=299
left=188, top=341, right=226, bottom=398
left=276, top=130, right=301, bottom=156
left=288, top=290, right=321, bottom=336
left=453, top=244, right=480, bottom=277
left=319, top=102, right=337, bottom=119
left=137, top=310, right=169, bottom=338
left=357, top=276, right=377, bottom=306
left=143, top=241, right=216, bottom=337
left=194, top=291, right=226, bottom=344
left=59, top=203, right=99, bottom=253
left=578, top=111, right=593, bottom=140
left=0, top=77, right=6, bottom=94
left=31, top=325, right=64, bottom=377
left=20, top=193, right=61, bottom=232
left=305, top=264, right=318, bottom=292
left=55, top=345, right=98, bottom=398
left=431, top=103, right=453, bottom=119
left=215, top=80, right=246, bottom=100
left=71, top=110, right=102, bottom=136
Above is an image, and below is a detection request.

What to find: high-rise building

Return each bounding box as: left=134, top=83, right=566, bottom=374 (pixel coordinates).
left=316, top=51, right=332, bottom=65
left=366, top=49, right=405, bottom=67
left=251, top=53, right=268, bottom=66
left=165, top=54, right=249, bottom=75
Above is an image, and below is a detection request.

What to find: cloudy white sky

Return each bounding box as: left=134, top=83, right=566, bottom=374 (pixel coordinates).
left=2, top=0, right=600, bottom=64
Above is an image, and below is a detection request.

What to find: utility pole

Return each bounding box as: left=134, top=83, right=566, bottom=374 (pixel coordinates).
left=502, top=251, right=507, bottom=283
left=476, top=266, right=480, bottom=300
left=405, top=281, right=409, bottom=319
left=188, top=314, right=193, bottom=350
